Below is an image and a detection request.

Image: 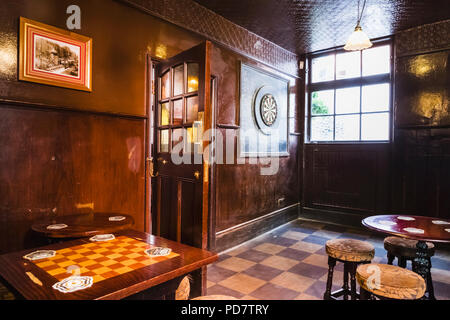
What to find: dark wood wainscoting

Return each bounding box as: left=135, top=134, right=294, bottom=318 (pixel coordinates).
left=0, top=104, right=146, bottom=254
left=303, top=144, right=390, bottom=217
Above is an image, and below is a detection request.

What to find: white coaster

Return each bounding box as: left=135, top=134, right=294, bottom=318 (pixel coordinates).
left=89, top=234, right=115, bottom=242
left=445, top=229, right=450, bottom=233
left=403, top=227, right=424, bottom=234
left=47, top=224, right=68, bottom=230
left=53, top=276, right=93, bottom=293
left=145, top=247, right=171, bottom=257
left=432, top=220, right=450, bottom=225
left=23, top=250, right=56, bottom=261
left=377, top=220, right=397, bottom=226
left=397, top=216, right=415, bottom=221
left=109, top=216, right=126, bottom=222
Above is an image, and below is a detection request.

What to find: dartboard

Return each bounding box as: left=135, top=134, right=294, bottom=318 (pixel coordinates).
left=260, top=94, right=278, bottom=126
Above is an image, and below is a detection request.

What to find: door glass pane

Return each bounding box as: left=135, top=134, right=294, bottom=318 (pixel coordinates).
left=311, top=90, right=334, bottom=115
left=362, top=83, right=390, bottom=112
left=311, top=54, right=334, bottom=83
left=361, top=112, right=389, bottom=141
left=335, top=115, right=360, bottom=141
left=187, top=63, right=199, bottom=93
left=173, top=99, right=183, bottom=126
left=173, top=64, right=184, bottom=96
left=160, top=102, right=170, bottom=126
left=172, top=128, right=183, bottom=150
left=160, top=71, right=170, bottom=100
left=159, top=129, right=169, bottom=152
left=311, top=116, right=334, bottom=141
left=186, top=96, right=199, bottom=123
left=336, top=51, right=360, bottom=80
left=362, top=45, right=390, bottom=76
left=185, top=127, right=193, bottom=153
left=335, top=86, right=360, bottom=114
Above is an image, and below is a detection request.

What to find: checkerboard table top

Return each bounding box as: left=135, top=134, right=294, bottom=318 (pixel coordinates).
left=32, top=236, right=179, bottom=284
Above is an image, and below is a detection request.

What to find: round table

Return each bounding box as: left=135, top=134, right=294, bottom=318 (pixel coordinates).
left=362, top=215, right=450, bottom=282
left=31, top=212, right=134, bottom=239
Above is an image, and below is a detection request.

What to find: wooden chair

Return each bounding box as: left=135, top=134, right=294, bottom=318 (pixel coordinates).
left=192, top=295, right=239, bottom=300
left=356, top=263, right=426, bottom=300
left=384, top=236, right=435, bottom=299
left=324, top=238, right=375, bottom=300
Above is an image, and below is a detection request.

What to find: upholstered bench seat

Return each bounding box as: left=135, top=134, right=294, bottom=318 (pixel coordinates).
left=384, top=236, right=435, bottom=258
left=356, top=263, right=426, bottom=300
left=326, top=239, right=375, bottom=262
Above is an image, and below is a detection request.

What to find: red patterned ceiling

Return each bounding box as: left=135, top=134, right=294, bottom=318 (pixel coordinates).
left=193, top=0, right=450, bottom=54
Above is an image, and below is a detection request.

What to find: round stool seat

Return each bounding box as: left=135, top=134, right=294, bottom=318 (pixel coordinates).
left=356, top=263, right=426, bottom=300
left=325, top=239, right=375, bottom=262
left=384, top=236, right=435, bottom=258
left=175, top=276, right=190, bottom=300
left=192, top=295, right=239, bottom=300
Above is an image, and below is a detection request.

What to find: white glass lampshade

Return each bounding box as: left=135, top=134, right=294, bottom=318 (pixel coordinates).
left=344, top=25, right=373, bottom=51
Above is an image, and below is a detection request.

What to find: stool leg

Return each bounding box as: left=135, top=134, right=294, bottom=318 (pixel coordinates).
left=343, top=263, right=349, bottom=300
left=324, top=256, right=336, bottom=300
left=426, top=258, right=435, bottom=300
left=398, top=257, right=407, bottom=268
left=349, top=263, right=357, bottom=300
left=360, top=287, right=371, bottom=300
left=387, top=253, right=395, bottom=265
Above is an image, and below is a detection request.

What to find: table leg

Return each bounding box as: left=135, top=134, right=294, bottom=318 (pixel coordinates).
left=412, top=240, right=430, bottom=280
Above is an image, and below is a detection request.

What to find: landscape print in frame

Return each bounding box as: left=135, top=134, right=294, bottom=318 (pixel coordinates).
left=19, top=17, right=92, bottom=92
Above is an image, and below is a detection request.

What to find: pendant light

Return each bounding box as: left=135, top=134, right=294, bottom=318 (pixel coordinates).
left=344, top=0, right=373, bottom=51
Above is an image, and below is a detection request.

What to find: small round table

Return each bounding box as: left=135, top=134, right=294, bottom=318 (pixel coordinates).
left=362, top=215, right=450, bottom=284
left=31, top=212, right=134, bottom=239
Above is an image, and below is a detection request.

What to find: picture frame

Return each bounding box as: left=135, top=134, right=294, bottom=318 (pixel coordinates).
left=19, top=17, right=92, bottom=92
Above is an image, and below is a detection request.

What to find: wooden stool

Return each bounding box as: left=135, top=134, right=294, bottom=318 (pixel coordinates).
left=192, top=295, right=239, bottom=300
left=384, top=236, right=435, bottom=299
left=357, top=263, right=426, bottom=300
left=324, top=238, right=375, bottom=300
left=175, top=276, right=191, bottom=300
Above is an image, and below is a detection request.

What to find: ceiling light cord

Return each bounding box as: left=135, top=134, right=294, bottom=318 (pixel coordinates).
left=357, top=0, right=367, bottom=26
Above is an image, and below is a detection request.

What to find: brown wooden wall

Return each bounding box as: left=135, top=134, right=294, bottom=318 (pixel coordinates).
left=302, top=20, right=450, bottom=221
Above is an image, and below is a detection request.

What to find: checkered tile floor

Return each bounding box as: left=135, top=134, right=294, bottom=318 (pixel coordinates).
left=206, top=219, right=450, bottom=300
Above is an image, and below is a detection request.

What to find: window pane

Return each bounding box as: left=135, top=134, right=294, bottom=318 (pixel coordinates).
left=160, top=71, right=170, bottom=100
left=311, top=116, right=334, bottom=141
left=336, top=51, right=360, bottom=80
left=311, top=90, right=334, bottom=115
left=173, top=99, right=183, bottom=126
left=362, top=45, right=390, bottom=76
left=187, top=63, right=199, bottom=92
left=362, top=83, right=390, bottom=112
left=173, top=64, right=184, bottom=96
left=361, top=112, right=389, bottom=141
left=160, top=102, right=170, bottom=126
left=186, top=96, right=198, bottom=123
left=172, top=128, right=183, bottom=150
left=159, top=129, right=169, bottom=152
left=335, top=86, right=360, bottom=114
left=335, top=115, right=360, bottom=141
left=311, top=55, right=334, bottom=83
left=185, top=127, right=193, bottom=153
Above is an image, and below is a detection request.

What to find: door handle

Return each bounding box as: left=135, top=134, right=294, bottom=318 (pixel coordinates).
left=157, top=157, right=168, bottom=165
left=147, top=157, right=159, bottom=177
left=194, top=171, right=200, bottom=180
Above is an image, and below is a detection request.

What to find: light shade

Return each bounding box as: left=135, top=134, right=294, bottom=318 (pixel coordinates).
left=344, top=25, right=373, bottom=51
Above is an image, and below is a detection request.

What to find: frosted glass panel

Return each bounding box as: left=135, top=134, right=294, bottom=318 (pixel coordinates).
left=311, top=116, right=334, bottom=141
left=173, top=99, right=183, bottom=126
left=336, top=51, right=360, bottom=80
left=335, top=86, right=360, bottom=114
left=335, top=115, right=360, bottom=141
left=311, top=55, right=334, bottom=83
left=362, top=83, right=390, bottom=112
left=160, top=71, right=170, bottom=100
left=311, top=90, right=334, bottom=115
left=186, top=96, right=199, bottom=123
left=187, top=63, right=199, bottom=93
left=363, top=45, right=390, bottom=76
left=362, top=112, right=389, bottom=141
left=160, top=103, right=170, bottom=126
left=173, top=64, right=184, bottom=96
left=160, top=129, right=169, bottom=152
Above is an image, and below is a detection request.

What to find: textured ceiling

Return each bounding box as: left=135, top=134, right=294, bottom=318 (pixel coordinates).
left=193, top=0, right=450, bottom=54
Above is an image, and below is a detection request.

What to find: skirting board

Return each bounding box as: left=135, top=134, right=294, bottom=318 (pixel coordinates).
left=300, top=206, right=368, bottom=229
left=214, top=203, right=300, bottom=252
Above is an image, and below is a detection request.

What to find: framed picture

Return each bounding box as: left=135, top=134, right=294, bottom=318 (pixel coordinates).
left=19, top=17, right=92, bottom=92
left=239, top=62, right=289, bottom=157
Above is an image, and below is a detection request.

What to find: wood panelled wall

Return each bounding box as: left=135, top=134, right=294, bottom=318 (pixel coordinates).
left=302, top=20, right=450, bottom=223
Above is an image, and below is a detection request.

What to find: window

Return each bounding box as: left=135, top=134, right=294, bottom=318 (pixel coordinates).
left=305, top=41, right=392, bottom=142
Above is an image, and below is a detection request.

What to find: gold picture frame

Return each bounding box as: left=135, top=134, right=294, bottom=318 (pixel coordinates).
left=19, top=17, right=92, bottom=92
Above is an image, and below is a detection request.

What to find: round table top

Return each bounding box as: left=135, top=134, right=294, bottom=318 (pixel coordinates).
left=31, top=212, right=134, bottom=239
left=362, top=215, right=450, bottom=243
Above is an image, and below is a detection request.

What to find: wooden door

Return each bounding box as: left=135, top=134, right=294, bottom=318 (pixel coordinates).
left=150, top=42, right=211, bottom=249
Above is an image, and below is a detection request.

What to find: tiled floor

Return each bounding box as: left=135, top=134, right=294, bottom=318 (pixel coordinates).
left=207, top=219, right=450, bottom=300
